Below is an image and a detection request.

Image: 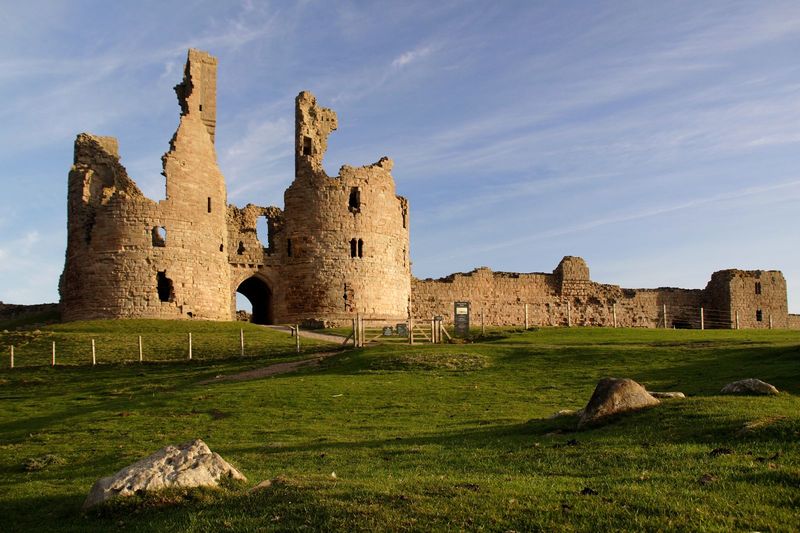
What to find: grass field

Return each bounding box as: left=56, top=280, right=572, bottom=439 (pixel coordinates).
left=1, top=323, right=798, bottom=531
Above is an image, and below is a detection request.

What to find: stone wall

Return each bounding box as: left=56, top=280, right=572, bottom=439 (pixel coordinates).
left=278, top=92, right=410, bottom=326
left=410, top=257, right=777, bottom=329
left=788, top=314, right=800, bottom=330
left=60, top=50, right=231, bottom=321
left=61, top=51, right=410, bottom=327
left=706, top=270, right=789, bottom=329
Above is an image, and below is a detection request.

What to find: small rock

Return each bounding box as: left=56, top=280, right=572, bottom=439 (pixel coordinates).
left=710, top=447, right=734, bottom=457
left=549, top=409, right=577, bottom=419
left=698, top=473, right=717, bottom=485
left=83, top=439, right=245, bottom=509
left=647, top=391, right=686, bottom=399
left=578, top=378, right=659, bottom=428
left=249, top=480, right=273, bottom=493
left=721, top=379, right=779, bottom=396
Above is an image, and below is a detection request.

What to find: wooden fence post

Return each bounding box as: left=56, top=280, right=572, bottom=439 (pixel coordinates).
left=409, top=318, right=414, bottom=345
left=662, top=304, right=667, bottom=329
left=524, top=303, right=529, bottom=329
left=612, top=303, right=617, bottom=328
left=188, top=333, right=192, bottom=360
left=240, top=328, right=245, bottom=357
left=735, top=311, right=740, bottom=330
left=295, top=325, right=301, bottom=353
left=769, top=314, right=773, bottom=330
left=51, top=341, right=56, bottom=367
left=431, top=318, right=436, bottom=344
left=91, top=339, right=96, bottom=366
left=700, top=307, right=705, bottom=330
left=567, top=301, right=572, bottom=327
left=9, top=346, right=14, bottom=369
left=481, top=308, right=485, bottom=335
left=138, top=335, right=143, bottom=363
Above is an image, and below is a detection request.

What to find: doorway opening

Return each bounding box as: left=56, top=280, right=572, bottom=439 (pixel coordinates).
left=236, top=276, right=273, bottom=325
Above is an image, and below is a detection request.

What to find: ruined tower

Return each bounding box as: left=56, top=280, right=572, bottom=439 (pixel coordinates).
left=60, top=49, right=231, bottom=321
left=277, top=91, right=411, bottom=325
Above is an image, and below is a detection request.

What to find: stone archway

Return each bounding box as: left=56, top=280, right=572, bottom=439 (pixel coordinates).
left=236, top=276, right=274, bottom=325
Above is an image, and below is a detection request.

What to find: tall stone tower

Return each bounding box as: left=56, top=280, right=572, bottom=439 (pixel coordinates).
left=59, top=49, right=232, bottom=321
left=277, top=91, right=411, bottom=325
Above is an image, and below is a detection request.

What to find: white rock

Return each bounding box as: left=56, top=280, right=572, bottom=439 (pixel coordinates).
left=721, top=379, right=779, bottom=396
left=647, top=391, right=686, bottom=399
left=83, top=439, right=246, bottom=509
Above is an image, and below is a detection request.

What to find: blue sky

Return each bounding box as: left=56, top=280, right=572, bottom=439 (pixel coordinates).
left=1, top=0, right=798, bottom=313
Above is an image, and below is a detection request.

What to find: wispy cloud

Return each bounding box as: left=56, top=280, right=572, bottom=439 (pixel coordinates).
left=423, top=180, right=800, bottom=265
left=391, top=45, right=434, bottom=69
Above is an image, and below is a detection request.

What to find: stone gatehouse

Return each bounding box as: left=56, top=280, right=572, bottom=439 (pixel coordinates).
left=59, top=49, right=794, bottom=329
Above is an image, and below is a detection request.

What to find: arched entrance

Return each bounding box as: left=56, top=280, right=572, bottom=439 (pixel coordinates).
left=236, top=276, right=274, bottom=325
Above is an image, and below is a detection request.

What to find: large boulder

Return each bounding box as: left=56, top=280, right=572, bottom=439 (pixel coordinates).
left=83, top=439, right=246, bottom=509
left=721, top=379, right=779, bottom=396
left=578, top=378, right=659, bottom=428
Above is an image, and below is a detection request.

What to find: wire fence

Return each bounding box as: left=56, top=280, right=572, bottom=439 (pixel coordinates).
left=1, top=326, right=324, bottom=370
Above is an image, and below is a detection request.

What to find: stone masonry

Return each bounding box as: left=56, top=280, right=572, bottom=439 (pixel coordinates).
left=59, top=49, right=793, bottom=329
left=61, top=49, right=409, bottom=326
left=412, top=258, right=791, bottom=329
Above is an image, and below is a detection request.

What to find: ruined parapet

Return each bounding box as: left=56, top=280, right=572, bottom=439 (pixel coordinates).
left=553, top=256, right=592, bottom=296
left=60, top=49, right=231, bottom=322
left=174, top=49, right=217, bottom=143
left=704, top=269, right=788, bottom=328
left=295, top=91, right=338, bottom=175
left=281, top=92, right=410, bottom=325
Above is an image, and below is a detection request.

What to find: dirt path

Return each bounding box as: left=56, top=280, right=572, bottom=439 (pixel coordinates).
left=200, top=351, right=340, bottom=384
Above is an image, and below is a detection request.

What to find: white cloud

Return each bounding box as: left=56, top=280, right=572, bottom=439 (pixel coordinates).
left=391, top=45, right=434, bottom=68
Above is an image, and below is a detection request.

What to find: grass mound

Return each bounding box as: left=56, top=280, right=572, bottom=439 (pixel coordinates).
left=368, top=351, right=489, bottom=371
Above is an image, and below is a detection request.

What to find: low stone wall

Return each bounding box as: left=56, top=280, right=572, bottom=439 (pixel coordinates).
left=788, top=314, right=800, bottom=330
left=410, top=267, right=704, bottom=328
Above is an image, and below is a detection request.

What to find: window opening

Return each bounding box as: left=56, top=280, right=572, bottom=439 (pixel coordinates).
left=357, top=238, right=363, bottom=258
left=237, top=241, right=245, bottom=255
left=219, top=243, right=224, bottom=252
left=152, top=226, right=166, bottom=247
left=348, top=187, right=361, bottom=212
left=755, top=282, right=762, bottom=295
left=402, top=210, right=407, bottom=229
left=287, top=238, right=293, bottom=257
left=756, top=309, right=763, bottom=322
left=350, top=238, right=357, bottom=258
left=207, top=197, right=212, bottom=213
left=343, top=283, right=355, bottom=312
left=302, top=136, right=313, bottom=156
left=256, top=216, right=270, bottom=249
left=156, top=271, right=174, bottom=302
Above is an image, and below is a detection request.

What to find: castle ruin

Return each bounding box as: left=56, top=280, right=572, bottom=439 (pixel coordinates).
left=59, top=49, right=795, bottom=329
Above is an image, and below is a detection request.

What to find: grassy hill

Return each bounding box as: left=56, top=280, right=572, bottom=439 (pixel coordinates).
left=0, top=324, right=798, bottom=531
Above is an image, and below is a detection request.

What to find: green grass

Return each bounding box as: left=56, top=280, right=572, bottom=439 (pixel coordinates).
left=1, top=325, right=799, bottom=531
left=0, top=319, right=328, bottom=368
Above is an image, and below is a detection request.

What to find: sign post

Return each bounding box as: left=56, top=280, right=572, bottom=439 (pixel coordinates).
left=454, top=301, right=470, bottom=337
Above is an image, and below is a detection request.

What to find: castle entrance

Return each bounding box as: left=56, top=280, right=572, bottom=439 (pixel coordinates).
left=236, top=276, right=274, bottom=325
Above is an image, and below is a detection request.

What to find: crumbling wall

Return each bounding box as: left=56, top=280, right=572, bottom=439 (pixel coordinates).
left=412, top=258, right=720, bottom=328
left=705, top=270, right=789, bottom=328
left=60, top=49, right=231, bottom=321
left=279, top=92, right=410, bottom=326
